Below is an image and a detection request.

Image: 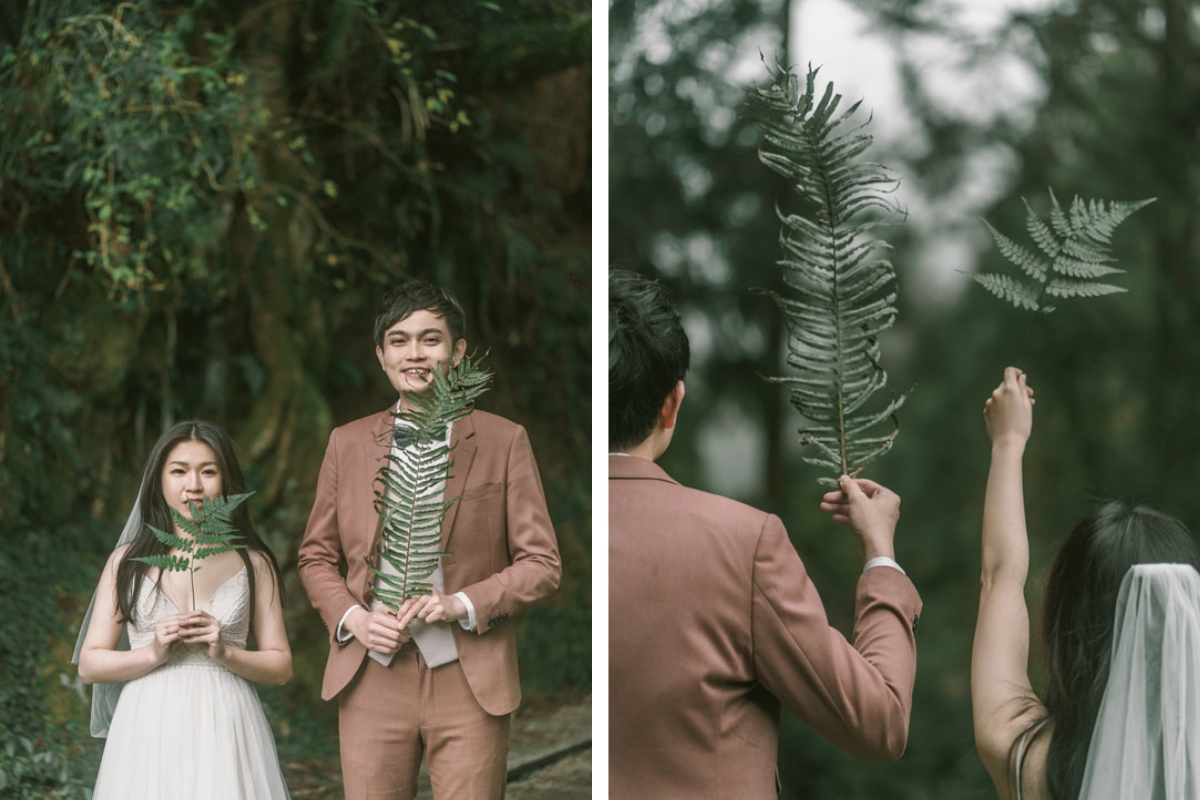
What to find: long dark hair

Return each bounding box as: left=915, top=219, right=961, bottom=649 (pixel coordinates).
left=1021, top=501, right=1200, bottom=800
left=115, top=420, right=282, bottom=625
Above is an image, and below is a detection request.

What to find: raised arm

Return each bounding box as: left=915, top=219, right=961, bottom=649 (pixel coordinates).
left=752, top=477, right=920, bottom=762
left=972, top=366, right=1045, bottom=794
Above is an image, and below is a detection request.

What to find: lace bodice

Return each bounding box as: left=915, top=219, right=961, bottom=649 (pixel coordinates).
left=127, top=567, right=250, bottom=665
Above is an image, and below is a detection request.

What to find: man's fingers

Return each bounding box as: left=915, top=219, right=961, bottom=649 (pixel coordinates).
left=838, top=475, right=864, bottom=500
left=395, top=603, right=421, bottom=630
left=852, top=478, right=883, bottom=495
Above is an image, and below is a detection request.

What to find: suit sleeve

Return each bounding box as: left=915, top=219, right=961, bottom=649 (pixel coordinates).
left=751, top=514, right=921, bottom=762
left=297, top=428, right=361, bottom=640
left=458, top=424, right=562, bottom=634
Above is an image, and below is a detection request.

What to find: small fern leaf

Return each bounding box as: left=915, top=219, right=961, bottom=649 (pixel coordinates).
left=1048, top=188, right=1071, bottom=239
left=132, top=553, right=191, bottom=573
left=1052, top=255, right=1124, bottom=279
left=972, top=273, right=1042, bottom=312
left=1045, top=279, right=1127, bottom=299
left=193, top=545, right=243, bottom=560
left=978, top=190, right=1153, bottom=317
left=983, top=220, right=1048, bottom=282
left=1022, top=198, right=1061, bottom=260
left=172, top=507, right=202, bottom=537
left=144, top=524, right=189, bottom=552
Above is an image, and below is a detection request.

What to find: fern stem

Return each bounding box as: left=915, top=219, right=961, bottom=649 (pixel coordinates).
left=801, top=111, right=850, bottom=476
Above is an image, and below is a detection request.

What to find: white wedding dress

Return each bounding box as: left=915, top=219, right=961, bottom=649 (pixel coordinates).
left=91, top=567, right=291, bottom=799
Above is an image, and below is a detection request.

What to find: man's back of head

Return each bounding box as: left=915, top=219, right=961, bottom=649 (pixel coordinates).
left=608, top=269, right=690, bottom=452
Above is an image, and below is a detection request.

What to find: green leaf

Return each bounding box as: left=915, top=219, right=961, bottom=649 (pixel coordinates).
left=370, top=355, right=491, bottom=609
left=747, top=64, right=912, bottom=484
left=977, top=190, right=1154, bottom=315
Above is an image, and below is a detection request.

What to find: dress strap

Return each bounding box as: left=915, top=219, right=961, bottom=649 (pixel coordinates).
left=1012, top=718, right=1045, bottom=800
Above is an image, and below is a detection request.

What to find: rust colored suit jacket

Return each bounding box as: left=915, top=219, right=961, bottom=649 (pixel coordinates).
left=609, top=455, right=921, bottom=800
left=298, top=408, right=561, bottom=716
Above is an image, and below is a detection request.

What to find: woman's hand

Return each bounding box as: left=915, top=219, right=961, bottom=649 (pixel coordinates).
left=984, top=367, right=1035, bottom=450
left=151, top=612, right=189, bottom=665
left=179, top=610, right=227, bottom=663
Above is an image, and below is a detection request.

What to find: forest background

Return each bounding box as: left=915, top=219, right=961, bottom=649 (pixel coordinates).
left=0, top=0, right=590, bottom=796
left=612, top=0, right=1200, bottom=797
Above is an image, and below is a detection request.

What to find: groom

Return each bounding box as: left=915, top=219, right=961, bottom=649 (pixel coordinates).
left=298, top=280, right=561, bottom=800
left=608, top=269, right=922, bottom=799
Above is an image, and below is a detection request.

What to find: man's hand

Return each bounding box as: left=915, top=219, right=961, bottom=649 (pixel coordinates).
left=820, top=476, right=900, bottom=564
left=396, top=588, right=467, bottom=629
left=344, top=606, right=410, bottom=655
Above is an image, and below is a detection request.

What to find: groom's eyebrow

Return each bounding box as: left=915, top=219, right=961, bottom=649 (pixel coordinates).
left=390, top=328, right=444, bottom=339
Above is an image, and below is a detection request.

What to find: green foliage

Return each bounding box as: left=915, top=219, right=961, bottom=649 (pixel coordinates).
left=975, top=190, right=1155, bottom=314
left=370, top=357, right=493, bottom=609
left=0, top=522, right=101, bottom=799
left=0, top=2, right=270, bottom=303
left=133, top=492, right=252, bottom=610
left=746, top=64, right=911, bottom=486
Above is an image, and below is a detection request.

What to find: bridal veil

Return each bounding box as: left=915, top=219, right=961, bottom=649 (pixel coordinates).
left=1079, top=563, right=1200, bottom=800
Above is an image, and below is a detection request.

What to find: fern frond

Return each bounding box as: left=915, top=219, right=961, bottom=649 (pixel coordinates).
left=370, top=355, right=492, bottom=610
left=977, top=189, right=1154, bottom=314
left=747, top=63, right=912, bottom=484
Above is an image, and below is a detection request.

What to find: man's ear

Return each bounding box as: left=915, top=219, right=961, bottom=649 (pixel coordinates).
left=451, top=338, right=467, bottom=366
left=375, top=345, right=385, bottom=370
left=660, top=380, right=685, bottom=431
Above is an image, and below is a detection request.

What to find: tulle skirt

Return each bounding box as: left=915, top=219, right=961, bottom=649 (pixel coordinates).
left=92, top=662, right=290, bottom=800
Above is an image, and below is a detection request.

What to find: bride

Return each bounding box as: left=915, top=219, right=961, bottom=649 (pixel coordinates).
left=75, top=420, right=292, bottom=800
left=972, top=367, right=1200, bottom=800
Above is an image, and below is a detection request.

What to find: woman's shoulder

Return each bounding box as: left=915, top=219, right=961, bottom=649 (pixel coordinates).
left=106, top=543, right=133, bottom=571
left=246, top=548, right=280, bottom=581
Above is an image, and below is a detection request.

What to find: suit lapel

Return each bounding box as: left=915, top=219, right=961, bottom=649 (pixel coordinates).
left=441, top=412, right=478, bottom=549
left=365, top=406, right=395, bottom=564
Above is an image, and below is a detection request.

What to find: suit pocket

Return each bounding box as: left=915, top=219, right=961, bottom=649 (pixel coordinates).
left=460, top=481, right=502, bottom=501
left=446, top=481, right=507, bottom=574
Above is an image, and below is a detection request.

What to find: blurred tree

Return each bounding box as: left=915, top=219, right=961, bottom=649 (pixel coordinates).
left=0, top=0, right=589, bottom=793
left=610, top=0, right=794, bottom=504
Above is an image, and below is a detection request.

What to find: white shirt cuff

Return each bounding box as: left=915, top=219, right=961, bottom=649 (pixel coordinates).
left=863, top=556, right=906, bottom=575
left=455, top=592, right=476, bottom=630
left=335, top=605, right=364, bottom=643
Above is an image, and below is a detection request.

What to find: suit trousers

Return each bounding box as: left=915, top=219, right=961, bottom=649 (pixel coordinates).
left=338, top=645, right=512, bottom=800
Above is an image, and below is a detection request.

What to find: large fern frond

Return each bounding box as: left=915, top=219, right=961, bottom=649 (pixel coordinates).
left=746, top=64, right=911, bottom=486
left=370, top=355, right=493, bottom=610
left=974, top=190, right=1155, bottom=313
